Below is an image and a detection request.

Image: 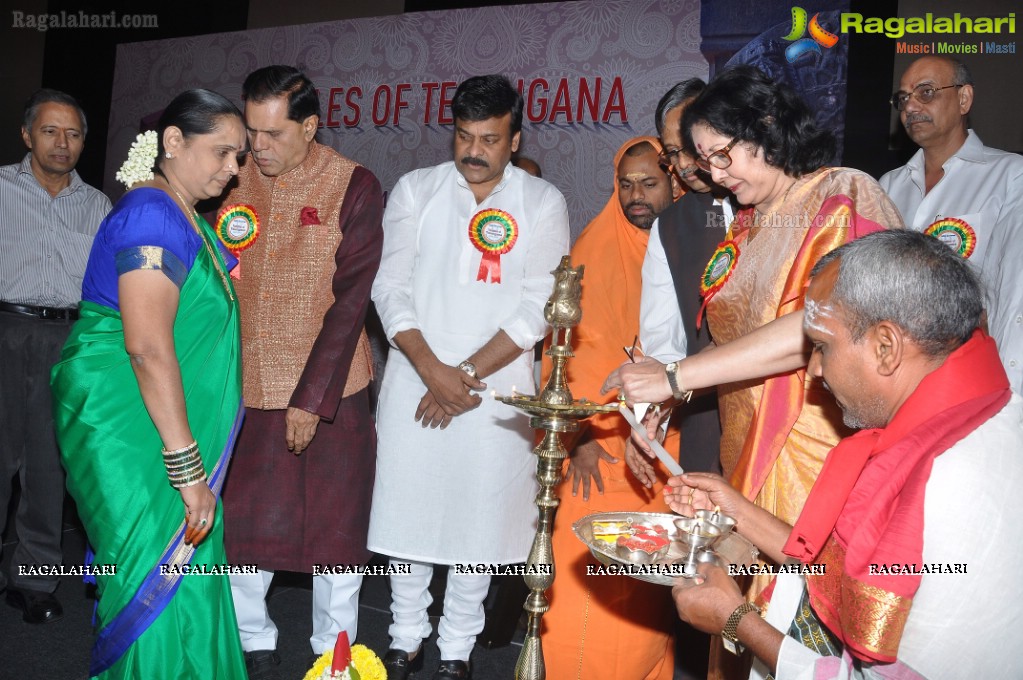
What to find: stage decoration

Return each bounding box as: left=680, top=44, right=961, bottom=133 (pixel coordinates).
left=301, top=631, right=385, bottom=680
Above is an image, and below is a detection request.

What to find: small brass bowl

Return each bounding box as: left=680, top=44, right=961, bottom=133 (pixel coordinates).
left=677, top=521, right=721, bottom=551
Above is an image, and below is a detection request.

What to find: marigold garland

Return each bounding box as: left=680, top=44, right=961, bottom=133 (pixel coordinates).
left=301, top=644, right=386, bottom=680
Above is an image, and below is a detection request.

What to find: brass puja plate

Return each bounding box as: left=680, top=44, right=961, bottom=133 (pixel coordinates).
left=573, top=511, right=760, bottom=586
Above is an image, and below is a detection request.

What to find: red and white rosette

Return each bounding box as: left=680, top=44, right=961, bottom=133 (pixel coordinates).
left=468, top=208, right=518, bottom=283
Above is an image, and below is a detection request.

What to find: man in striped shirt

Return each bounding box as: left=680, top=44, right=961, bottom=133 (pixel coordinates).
left=0, top=89, right=110, bottom=624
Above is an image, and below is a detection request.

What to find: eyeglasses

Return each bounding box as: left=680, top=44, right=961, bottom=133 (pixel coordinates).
left=658, top=147, right=700, bottom=180
left=694, top=136, right=740, bottom=173
left=657, top=147, right=681, bottom=166
left=889, top=83, right=962, bottom=111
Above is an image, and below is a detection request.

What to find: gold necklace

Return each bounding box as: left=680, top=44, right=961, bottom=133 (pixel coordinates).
left=168, top=186, right=234, bottom=301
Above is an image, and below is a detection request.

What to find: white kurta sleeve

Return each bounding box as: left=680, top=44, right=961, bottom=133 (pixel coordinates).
left=371, top=173, right=420, bottom=344
left=499, top=185, right=570, bottom=349
left=639, top=218, right=687, bottom=362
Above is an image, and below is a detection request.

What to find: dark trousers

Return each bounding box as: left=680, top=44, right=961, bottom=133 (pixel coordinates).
left=0, top=311, right=73, bottom=593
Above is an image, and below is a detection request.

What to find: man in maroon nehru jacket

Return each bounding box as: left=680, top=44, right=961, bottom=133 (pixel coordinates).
left=218, top=65, right=383, bottom=679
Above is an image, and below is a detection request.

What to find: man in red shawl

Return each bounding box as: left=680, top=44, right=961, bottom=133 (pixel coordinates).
left=541, top=136, right=680, bottom=680
left=665, top=230, right=1022, bottom=679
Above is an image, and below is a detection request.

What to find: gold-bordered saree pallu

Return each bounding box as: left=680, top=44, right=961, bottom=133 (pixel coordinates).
left=51, top=225, right=247, bottom=679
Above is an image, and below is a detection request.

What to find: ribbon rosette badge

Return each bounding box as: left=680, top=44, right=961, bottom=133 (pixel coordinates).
left=215, top=204, right=260, bottom=252
left=469, top=209, right=518, bottom=283
left=925, top=217, right=976, bottom=259
left=696, top=240, right=740, bottom=330
left=701, top=240, right=740, bottom=297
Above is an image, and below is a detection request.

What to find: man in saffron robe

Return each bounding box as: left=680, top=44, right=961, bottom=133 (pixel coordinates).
left=667, top=230, right=1023, bottom=679
left=541, top=136, right=680, bottom=680
left=219, top=65, right=384, bottom=679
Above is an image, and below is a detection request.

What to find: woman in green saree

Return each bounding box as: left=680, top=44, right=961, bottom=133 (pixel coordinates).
left=51, top=89, right=248, bottom=679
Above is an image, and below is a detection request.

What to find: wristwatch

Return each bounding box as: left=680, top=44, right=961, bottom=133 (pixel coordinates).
left=457, top=360, right=478, bottom=379
left=721, top=601, right=760, bottom=655
left=665, top=361, right=693, bottom=402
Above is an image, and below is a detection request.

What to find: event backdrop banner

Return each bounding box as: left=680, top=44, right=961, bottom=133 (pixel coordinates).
left=107, top=0, right=707, bottom=233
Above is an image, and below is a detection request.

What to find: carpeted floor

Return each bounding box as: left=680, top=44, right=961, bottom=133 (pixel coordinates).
left=1, top=507, right=525, bottom=679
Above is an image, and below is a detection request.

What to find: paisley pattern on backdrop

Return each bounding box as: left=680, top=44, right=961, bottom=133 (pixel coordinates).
left=106, top=0, right=707, bottom=236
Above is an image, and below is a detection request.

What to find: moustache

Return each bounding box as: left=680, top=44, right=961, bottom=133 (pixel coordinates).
left=626, top=201, right=654, bottom=213
left=904, top=113, right=931, bottom=125
left=461, top=156, right=489, bottom=169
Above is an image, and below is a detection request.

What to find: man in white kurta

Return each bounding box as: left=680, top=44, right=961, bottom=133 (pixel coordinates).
left=879, top=56, right=1023, bottom=391
left=369, top=74, right=569, bottom=679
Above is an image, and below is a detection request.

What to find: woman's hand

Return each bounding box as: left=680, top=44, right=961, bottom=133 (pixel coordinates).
left=602, top=356, right=672, bottom=405
left=180, top=483, right=216, bottom=547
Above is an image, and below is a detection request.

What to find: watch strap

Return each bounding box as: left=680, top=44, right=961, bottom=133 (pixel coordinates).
left=665, top=361, right=693, bottom=402
left=721, top=601, right=760, bottom=655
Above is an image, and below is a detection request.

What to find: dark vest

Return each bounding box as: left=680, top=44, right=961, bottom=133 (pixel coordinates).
left=657, top=190, right=729, bottom=473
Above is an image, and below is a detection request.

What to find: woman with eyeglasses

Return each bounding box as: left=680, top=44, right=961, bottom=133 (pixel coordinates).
left=605, top=64, right=903, bottom=585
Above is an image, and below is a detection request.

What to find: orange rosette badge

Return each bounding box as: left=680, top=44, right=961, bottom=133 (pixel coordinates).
left=468, top=208, right=518, bottom=283
left=925, top=217, right=976, bottom=259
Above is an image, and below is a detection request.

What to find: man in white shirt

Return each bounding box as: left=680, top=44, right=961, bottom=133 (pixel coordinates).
left=634, top=79, right=732, bottom=485
left=667, top=230, right=1023, bottom=679
left=879, top=56, right=1023, bottom=391
left=369, top=75, right=569, bottom=680
left=0, top=89, right=110, bottom=625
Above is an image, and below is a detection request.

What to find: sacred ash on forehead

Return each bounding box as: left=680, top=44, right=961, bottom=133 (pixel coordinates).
left=803, top=298, right=835, bottom=336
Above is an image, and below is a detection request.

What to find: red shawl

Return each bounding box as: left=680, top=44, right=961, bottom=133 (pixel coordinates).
left=782, top=331, right=1010, bottom=662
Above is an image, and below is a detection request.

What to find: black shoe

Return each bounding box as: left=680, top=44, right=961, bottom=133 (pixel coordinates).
left=244, top=650, right=281, bottom=680
left=433, top=659, right=471, bottom=680
left=5, top=586, right=63, bottom=624
left=383, top=648, right=424, bottom=680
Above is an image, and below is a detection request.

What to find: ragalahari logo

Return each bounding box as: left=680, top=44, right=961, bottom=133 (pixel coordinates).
left=782, top=7, right=840, bottom=63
